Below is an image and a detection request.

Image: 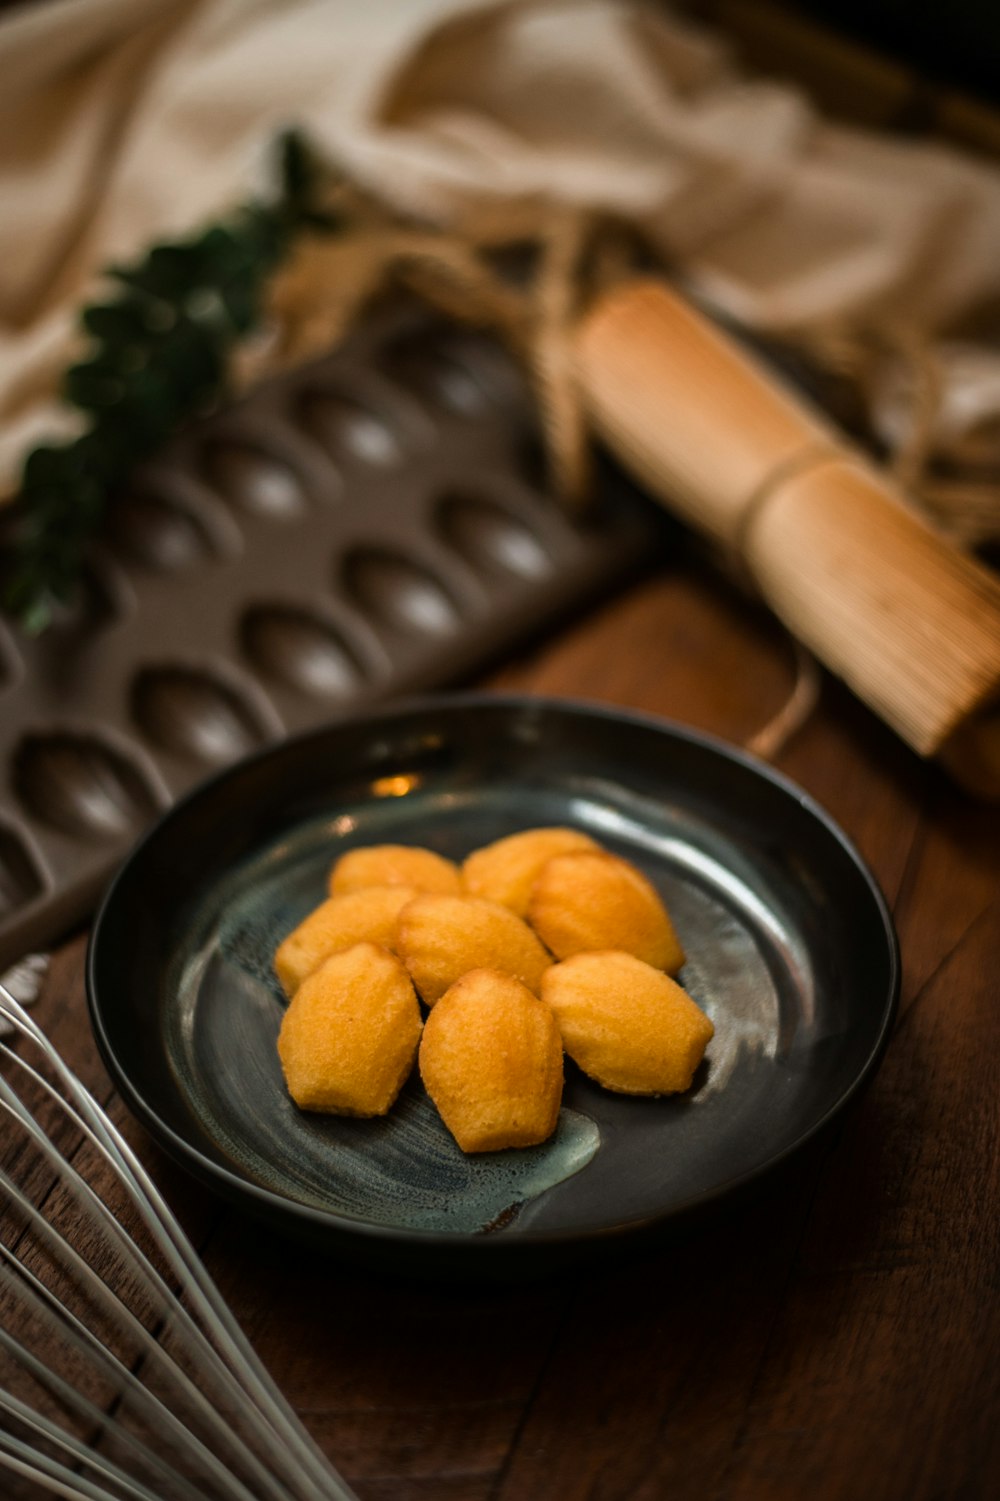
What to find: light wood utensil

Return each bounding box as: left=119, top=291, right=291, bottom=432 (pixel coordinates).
left=576, top=281, right=1000, bottom=794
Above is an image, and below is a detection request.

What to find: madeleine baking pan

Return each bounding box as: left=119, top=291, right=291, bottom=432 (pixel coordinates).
left=0, top=308, right=667, bottom=967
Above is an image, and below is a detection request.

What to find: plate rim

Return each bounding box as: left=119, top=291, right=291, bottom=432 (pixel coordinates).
left=86, top=692, right=900, bottom=1259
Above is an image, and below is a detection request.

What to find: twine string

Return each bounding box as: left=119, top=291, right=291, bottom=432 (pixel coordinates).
left=261, top=181, right=996, bottom=762
left=802, top=321, right=999, bottom=547
left=743, top=640, right=822, bottom=762
left=266, top=189, right=998, bottom=549
left=263, top=192, right=639, bottom=509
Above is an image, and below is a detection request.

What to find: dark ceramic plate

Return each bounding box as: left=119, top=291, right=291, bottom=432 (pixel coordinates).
left=87, top=696, right=898, bottom=1274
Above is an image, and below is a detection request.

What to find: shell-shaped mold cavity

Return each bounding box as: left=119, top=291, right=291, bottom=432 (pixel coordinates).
left=0, top=824, right=45, bottom=917
left=202, top=443, right=306, bottom=520
left=342, top=548, right=461, bottom=637
left=131, top=668, right=271, bottom=764
left=13, top=734, right=160, bottom=841
left=379, top=328, right=509, bottom=415
left=298, top=393, right=401, bottom=466
left=437, top=494, right=552, bottom=580
left=108, top=490, right=219, bottom=571
left=241, top=607, right=366, bottom=699
left=0, top=628, right=18, bottom=693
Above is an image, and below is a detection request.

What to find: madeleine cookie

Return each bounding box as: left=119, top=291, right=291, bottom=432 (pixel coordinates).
left=462, top=826, right=600, bottom=915
left=274, top=884, right=418, bottom=996
left=419, top=969, right=563, bottom=1151
left=277, top=943, right=422, bottom=1115
left=542, top=950, right=712, bottom=1095
left=396, top=894, right=551, bottom=1005
left=328, top=844, right=461, bottom=898
left=528, top=851, right=685, bottom=973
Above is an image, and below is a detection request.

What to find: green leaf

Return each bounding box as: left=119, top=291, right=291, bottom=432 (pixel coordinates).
left=302, top=207, right=344, bottom=232
left=63, top=363, right=126, bottom=411
left=81, top=301, right=151, bottom=343
left=219, top=280, right=261, bottom=333
left=13, top=590, right=55, bottom=637
left=279, top=129, right=314, bottom=209
left=5, top=125, right=340, bottom=631
left=116, top=242, right=208, bottom=297
left=22, top=444, right=75, bottom=488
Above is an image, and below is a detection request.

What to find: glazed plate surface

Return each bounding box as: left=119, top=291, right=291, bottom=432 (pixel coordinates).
left=87, top=696, right=898, bottom=1271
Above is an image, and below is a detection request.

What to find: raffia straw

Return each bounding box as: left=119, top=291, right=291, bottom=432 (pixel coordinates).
left=800, top=321, right=1000, bottom=548
left=525, top=208, right=593, bottom=505
left=263, top=187, right=1000, bottom=548
left=917, top=478, right=1000, bottom=549
left=744, top=642, right=821, bottom=762
left=260, top=192, right=635, bottom=513
left=260, top=192, right=1000, bottom=788
left=878, top=327, right=946, bottom=496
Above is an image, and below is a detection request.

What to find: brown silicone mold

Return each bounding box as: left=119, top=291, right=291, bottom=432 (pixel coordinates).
left=0, top=307, right=665, bottom=967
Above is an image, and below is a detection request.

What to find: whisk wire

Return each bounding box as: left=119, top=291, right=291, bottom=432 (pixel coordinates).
left=0, top=1074, right=300, bottom=1501
left=0, top=1219, right=264, bottom=1501
left=0, top=1318, right=208, bottom=1501
left=8, top=1000, right=337, bottom=1492
left=0, top=1430, right=151, bottom=1501
left=0, top=1087, right=293, bottom=1501
left=0, top=1386, right=168, bottom=1501
left=0, top=982, right=357, bottom=1501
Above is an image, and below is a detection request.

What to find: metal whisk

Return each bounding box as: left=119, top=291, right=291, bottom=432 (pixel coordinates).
left=0, top=981, right=357, bottom=1501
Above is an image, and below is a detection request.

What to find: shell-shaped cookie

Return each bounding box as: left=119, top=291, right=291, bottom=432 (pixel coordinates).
left=328, top=843, right=462, bottom=897
left=528, top=851, right=685, bottom=972
left=277, top=942, right=422, bottom=1115
left=542, top=950, right=713, bottom=1095
left=274, top=884, right=418, bottom=996
left=396, top=894, right=551, bottom=1005
left=419, top=969, right=563, bottom=1151
left=462, top=826, right=600, bottom=915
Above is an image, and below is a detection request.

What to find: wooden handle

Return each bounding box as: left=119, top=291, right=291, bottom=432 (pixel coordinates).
left=575, top=280, right=1000, bottom=790
left=575, top=279, right=841, bottom=551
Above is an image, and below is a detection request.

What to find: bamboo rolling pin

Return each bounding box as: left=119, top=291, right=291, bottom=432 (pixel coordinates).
left=575, top=281, right=1000, bottom=795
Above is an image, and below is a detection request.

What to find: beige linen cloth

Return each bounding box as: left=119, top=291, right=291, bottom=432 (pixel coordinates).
left=1, top=0, right=999, bottom=512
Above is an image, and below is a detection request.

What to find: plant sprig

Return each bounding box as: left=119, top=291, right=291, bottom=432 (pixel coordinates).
left=2, top=130, right=339, bottom=633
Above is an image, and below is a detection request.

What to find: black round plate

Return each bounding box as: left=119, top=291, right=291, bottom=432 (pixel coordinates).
left=87, top=695, right=898, bottom=1274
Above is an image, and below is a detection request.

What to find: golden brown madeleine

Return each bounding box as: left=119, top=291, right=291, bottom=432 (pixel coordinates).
left=419, top=969, right=563, bottom=1151
left=274, top=884, right=418, bottom=996
left=277, top=942, right=422, bottom=1115
left=462, top=826, right=601, bottom=914
left=542, top=950, right=713, bottom=1095
left=396, top=894, right=551, bottom=1005
left=528, top=850, right=685, bottom=972
left=328, top=844, right=461, bottom=898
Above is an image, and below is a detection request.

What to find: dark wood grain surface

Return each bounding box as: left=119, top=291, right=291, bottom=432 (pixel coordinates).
left=25, top=549, right=1000, bottom=1501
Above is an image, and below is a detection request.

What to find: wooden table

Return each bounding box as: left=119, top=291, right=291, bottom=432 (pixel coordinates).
left=33, top=547, right=999, bottom=1501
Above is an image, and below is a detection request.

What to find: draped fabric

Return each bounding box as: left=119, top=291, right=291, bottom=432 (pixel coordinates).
left=1, top=0, right=999, bottom=498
